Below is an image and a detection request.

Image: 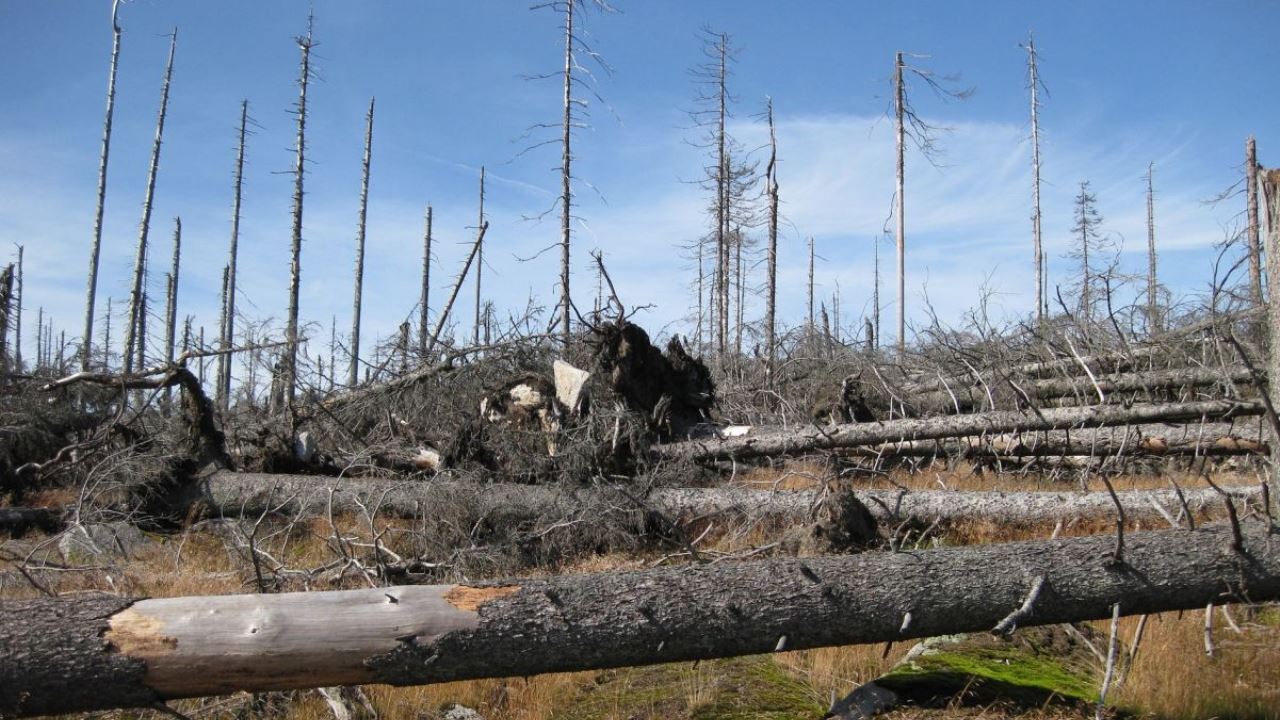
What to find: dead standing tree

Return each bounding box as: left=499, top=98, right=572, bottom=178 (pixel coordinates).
left=1247, top=137, right=1263, bottom=306
left=123, top=28, right=177, bottom=376
left=218, top=100, right=250, bottom=410
left=419, top=204, right=433, bottom=356
left=81, top=0, right=123, bottom=371
left=764, top=97, right=780, bottom=377
left=162, top=217, right=181, bottom=407
left=473, top=167, right=485, bottom=346
left=1069, top=180, right=1108, bottom=319
left=891, top=51, right=971, bottom=352
left=1022, top=33, right=1047, bottom=321
left=284, top=14, right=315, bottom=414
left=525, top=0, right=614, bottom=346
left=348, top=97, right=375, bottom=388
left=1145, top=162, right=1161, bottom=333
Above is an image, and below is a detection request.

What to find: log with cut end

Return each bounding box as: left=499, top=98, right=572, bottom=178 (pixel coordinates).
left=2, top=522, right=1277, bottom=717
left=183, top=470, right=1260, bottom=527
left=653, top=399, right=1265, bottom=463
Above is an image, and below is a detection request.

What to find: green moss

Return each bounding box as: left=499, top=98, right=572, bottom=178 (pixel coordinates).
left=878, top=645, right=1097, bottom=706
left=555, top=656, right=823, bottom=720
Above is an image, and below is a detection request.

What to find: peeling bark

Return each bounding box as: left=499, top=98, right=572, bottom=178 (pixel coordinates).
left=2, top=523, right=1277, bottom=716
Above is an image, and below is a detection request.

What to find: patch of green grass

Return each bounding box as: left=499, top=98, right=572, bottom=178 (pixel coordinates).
left=555, top=656, right=824, bottom=720
left=879, top=646, right=1097, bottom=707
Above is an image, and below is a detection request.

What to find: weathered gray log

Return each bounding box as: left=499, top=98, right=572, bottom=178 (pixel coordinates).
left=911, top=366, right=1254, bottom=412
left=183, top=470, right=1258, bottom=527
left=2, top=522, right=1276, bottom=717
left=900, top=309, right=1263, bottom=397
left=840, top=421, right=1268, bottom=458
left=654, top=399, right=1265, bottom=463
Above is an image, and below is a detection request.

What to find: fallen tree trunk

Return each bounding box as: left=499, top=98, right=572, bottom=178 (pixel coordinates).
left=655, top=399, right=1265, bottom=463
left=911, top=366, right=1254, bottom=413
left=900, top=309, right=1263, bottom=397
left=3, top=522, right=1276, bottom=717
left=182, top=470, right=1258, bottom=527
left=0, top=507, right=63, bottom=537
left=841, top=421, right=1268, bottom=458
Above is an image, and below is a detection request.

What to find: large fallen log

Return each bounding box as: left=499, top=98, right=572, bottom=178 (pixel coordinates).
left=184, top=470, right=1258, bottom=527
left=655, top=399, right=1265, bottom=463
left=900, top=309, right=1263, bottom=397
left=2, top=522, right=1276, bottom=717
left=842, top=421, right=1268, bottom=458
left=911, top=366, right=1255, bottom=413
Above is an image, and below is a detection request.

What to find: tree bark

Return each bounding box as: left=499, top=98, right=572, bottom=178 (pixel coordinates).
left=764, top=98, right=779, bottom=378
left=3, top=522, right=1277, bottom=717
left=179, top=470, right=1259, bottom=527
left=653, top=399, right=1264, bottom=463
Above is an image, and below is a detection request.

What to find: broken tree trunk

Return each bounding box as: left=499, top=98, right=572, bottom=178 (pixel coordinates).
left=178, top=470, right=1259, bottom=527
left=653, top=399, right=1264, bottom=463
left=2, top=522, right=1277, bottom=717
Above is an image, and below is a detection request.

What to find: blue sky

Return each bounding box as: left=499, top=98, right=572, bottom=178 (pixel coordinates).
left=2, top=1, right=1277, bottom=366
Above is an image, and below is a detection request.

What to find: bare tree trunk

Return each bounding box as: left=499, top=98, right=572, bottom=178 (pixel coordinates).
left=715, top=33, right=728, bottom=359
left=873, top=236, right=880, bottom=350
left=733, top=227, right=744, bottom=357
left=13, top=245, right=21, bottom=372
left=82, top=3, right=122, bottom=371
left=807, top=236, right=815, bottom=333
left=1261, top=168, right=1280, bottom=506
left=1145, top=162, right=1160, bottom=333
left=34, top=307, right=42, bottom=371
left=284, top=16, right=314, bottom=415
left=1247, top=137, right=1263, bottom=307
left=0, top=264, right=12, bottom=376
left=135, top=285, right=148, bottom=372
left=216, top=265, right=229, bottom=406
left=220, top=100, right=249, bottom=410
left=764, top=98, right=779, bottom=377
left=162, top=217, right=181, bottom=407
left=1026, top=34, right=1044, bottom=322
left=101, top=297, right=111, bottom=370
left=559, top=0, right=575, bottom=346
left=348, top=98, right=375, bottom=388
left=894, top=50, right=906, bottom=352
left=653, top=398, right=1264, bottom=463
left=426, top=223, right=488, bottom=356
left=4, top=522, right=1277, bottom=718
left=474, top=166, right=486, bottom=347
left=419, top=204, right=432, bottom=357
left=123, top=29, right=177, bottom=376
